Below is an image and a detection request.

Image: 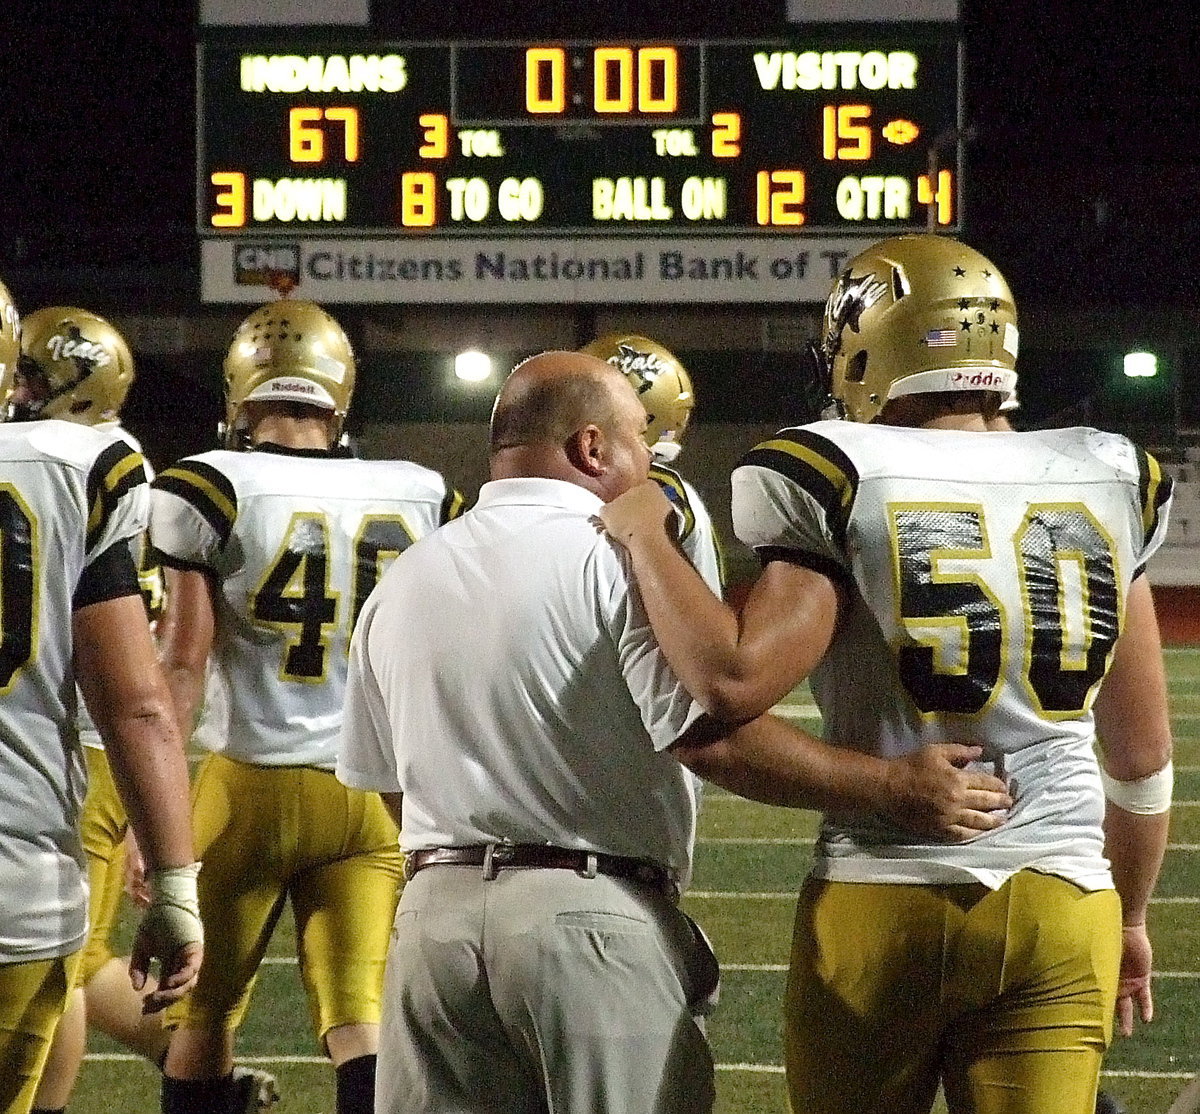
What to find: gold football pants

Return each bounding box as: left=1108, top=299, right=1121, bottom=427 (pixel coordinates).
left=784, top=870, right=1122, bottom=1114
left=0, top=953, right=80, bottom=1114
left=167, top=754, right=403, bottom=1046
left=78, top=746, right=129, bottom=983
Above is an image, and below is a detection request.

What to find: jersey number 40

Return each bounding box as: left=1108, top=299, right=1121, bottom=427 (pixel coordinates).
left=250, top=512, right=416, bottom=683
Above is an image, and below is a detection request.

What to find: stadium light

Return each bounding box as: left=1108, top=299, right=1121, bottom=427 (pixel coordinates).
left=1123, top=351, right=1158, bottom=379
left=454, top=349, right=493, bottom=382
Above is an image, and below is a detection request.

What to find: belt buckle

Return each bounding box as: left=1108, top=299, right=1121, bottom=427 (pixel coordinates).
left=482, top=842, right=514, bottom=880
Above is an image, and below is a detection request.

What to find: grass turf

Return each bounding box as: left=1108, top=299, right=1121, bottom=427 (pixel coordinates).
left=71, top=654, right=1200, bottom=1114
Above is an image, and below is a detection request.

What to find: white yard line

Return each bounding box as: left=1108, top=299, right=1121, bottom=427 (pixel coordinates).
left=684, top=891, right=1200, bottom=904
left=81, top=1051, right=1197, bottom=1080
left=696, top=836, right=1200, bottom=850
left=251, top=956, right=1200, bottom=979
left=698, top=836, right=814, bottom=845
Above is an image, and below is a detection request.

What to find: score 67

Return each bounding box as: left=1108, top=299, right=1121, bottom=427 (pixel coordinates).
left=289, top=107, right=360, bottom=163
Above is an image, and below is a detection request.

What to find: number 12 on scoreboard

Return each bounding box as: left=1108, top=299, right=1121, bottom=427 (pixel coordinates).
left=756, top=170, right=806, bottom=226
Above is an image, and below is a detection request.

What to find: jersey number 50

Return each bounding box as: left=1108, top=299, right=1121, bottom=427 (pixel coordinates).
left=890, top=502, right=1119, bottom=719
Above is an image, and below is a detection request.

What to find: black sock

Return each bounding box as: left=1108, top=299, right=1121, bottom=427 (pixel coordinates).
left=335, top=1054, right=377, bottom=1114
left=161, top=1073, right=235, bottom=1114
left=32, top=1107, right=66, bottom=1114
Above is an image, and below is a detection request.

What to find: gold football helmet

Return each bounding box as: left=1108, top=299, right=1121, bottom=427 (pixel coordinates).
left=821, top=234, right=1019, bottom=424
left=581, top=334, right=694, bottom=462
left=0, top=280, right=19, bottom=397
left=222, top=299, right=355, bottom=448
left=10, top=307, right=135, bottom=424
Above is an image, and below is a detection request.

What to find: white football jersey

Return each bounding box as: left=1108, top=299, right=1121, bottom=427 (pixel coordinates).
left=149, top=446, right=461, bottom=769
left=734, top=420, right=1172, bottom=890
left=77, top=421, right=158, bottom=750
left=0, top=420, right=149, bottom=960
left=651, top=462, right=724, bottom=594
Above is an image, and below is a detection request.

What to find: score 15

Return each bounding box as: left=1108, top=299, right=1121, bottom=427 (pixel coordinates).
left=289, top=107, right=360, bottom=163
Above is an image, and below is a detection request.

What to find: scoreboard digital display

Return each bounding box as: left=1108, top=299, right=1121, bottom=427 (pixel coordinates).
left=198, top=31, right=962, bottom=238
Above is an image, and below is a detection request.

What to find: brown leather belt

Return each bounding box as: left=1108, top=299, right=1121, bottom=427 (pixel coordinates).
left=404, top=844, right=678, bottom=898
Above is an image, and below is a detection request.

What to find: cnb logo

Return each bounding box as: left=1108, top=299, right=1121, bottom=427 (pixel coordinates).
left=234, top=245, right=301, bottom=288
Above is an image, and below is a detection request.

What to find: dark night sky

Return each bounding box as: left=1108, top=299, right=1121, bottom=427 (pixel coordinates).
left=2, top=0, right=1198, bottom=304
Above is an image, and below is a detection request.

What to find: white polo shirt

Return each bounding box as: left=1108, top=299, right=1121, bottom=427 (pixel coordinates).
left=337, top=476, right=704, bottom=885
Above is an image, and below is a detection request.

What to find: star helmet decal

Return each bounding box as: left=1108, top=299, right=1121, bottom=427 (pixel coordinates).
left=823, top=269, right=889, bottom=357
left=610, top=342, right=669, bottom=395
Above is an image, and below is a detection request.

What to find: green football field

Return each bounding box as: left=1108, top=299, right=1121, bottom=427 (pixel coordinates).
left=74, top=649, right=1200, bottom=1113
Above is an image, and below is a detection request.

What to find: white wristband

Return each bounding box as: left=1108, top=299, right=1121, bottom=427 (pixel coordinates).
left=144, top=862, right=204, bottom=951
left=1099, top=760, right=1173, bottom=815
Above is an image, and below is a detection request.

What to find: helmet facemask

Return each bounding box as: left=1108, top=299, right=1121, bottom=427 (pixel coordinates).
left=6, top=355, right=57, bottom=421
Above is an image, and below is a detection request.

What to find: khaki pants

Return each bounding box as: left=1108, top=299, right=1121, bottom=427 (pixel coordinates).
left=377, top=864, right=717, bottom=1114
left=784, top=871, right=1122, bottom=1114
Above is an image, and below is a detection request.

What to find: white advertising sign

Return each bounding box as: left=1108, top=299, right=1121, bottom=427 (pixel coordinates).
left=787, top=0, right=958, bottom=20
left=200, top=0, right=368, bottom=25
left=200, top=236, right=877, bottom=305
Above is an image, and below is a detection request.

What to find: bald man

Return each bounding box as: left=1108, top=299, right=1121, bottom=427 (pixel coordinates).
left=336, top=351, right=1011, bottom=1114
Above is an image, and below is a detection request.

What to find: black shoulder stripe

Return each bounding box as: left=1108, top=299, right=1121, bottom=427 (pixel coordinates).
left=144, top=543, right=214, bottom=576
left=155, top=460, right=238, bottom=548
left=1134, top=446, right=1172, bottom=547
left=85, top=440, right=148, bottom=552
left=740, top=427, right=859, bottom=551
left=650, top=463, right=695, bottom=542
left=756, top=545, right=850, bottom=592
left=441, top=487, right=466, bottom=524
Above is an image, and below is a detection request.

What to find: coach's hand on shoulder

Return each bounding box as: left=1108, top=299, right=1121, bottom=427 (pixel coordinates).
left=599, top=479, right=676, bottom=546
left=130, top=861, right=205, bottom=1013
left=882, top=744, right=1012, bottom=842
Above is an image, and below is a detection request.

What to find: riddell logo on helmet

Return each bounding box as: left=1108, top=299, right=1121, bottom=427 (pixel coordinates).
left=272, top=381, right=317, bottom=395
left=951, top=369, right=1005, bottom=388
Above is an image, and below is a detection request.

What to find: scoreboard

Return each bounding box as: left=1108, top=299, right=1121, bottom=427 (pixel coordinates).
left=197, top=30, right=963, bottom=302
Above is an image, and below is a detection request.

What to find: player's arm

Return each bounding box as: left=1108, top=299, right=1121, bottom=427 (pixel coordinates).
left=602, top=480, right=839, bottom=721
left=1093, top=574, right=1173, bottom=1037
left=74, top=556, right=202, bottom=1011
left=672, top=714, right=1011, bottom=841
left=155, top=566, right=218, bottom=738
left=611, top=529, right=1012, bottom=840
